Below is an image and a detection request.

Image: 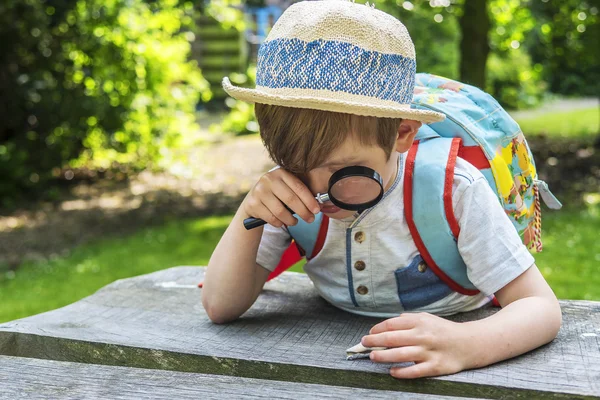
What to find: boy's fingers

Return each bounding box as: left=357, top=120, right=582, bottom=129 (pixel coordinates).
left=281, top=173, right=321, bottom=215
left=369, top=315, right=415, bottom=334
left=272, top=180, right=315, bottom=223
left=262, top=194, right=298, bottom=227
left=369, top=346, right=424, bottom=364
left=362, top=330, right=418, bottom=348
left=254, top=202, right=285, bottom=228
left=390, top=362, right=435, bottom=379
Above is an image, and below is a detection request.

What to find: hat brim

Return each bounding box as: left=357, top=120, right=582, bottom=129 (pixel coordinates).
left=222, top=77, right=445, bottom=124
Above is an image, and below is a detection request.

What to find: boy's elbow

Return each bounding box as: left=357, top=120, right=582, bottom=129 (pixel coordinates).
left=206, top=305, right=240, bottom=325
left=550, top=298, right=563, bottom=338
left=201, top=291, right=241, bottom=324
left=542, top=295, right=562, bottom=342
left=206, top=307, right=238, bottom=325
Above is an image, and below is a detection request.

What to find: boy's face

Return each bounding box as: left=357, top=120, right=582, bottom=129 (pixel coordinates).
left=299, top=135, right=400, bottom=220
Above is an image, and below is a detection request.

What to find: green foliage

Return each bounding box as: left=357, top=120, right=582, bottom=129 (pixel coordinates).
left=0, top=0, right=209, bottom=206
left=488, top=0, right=536, bottom=53
left=486, top=0, right=546, bottom=109
left=486, top=49, right=547, bottom=110
left=380, top=0, right=461, bottom=80
left=205, top=0, right=247, bottom=31
left=528, top=0, right=600, bottom=97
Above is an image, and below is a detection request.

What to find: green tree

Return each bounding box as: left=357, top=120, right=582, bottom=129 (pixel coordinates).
left=0, top=0, right=209, bottom=205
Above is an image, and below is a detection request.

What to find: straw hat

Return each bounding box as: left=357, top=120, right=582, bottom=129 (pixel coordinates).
left=222, top=0, right=445, bottom=123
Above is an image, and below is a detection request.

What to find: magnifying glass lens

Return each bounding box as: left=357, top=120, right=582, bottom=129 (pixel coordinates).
left=326, top=165, right=384, bottom=212
left=330, top=176, right=382, bottom=205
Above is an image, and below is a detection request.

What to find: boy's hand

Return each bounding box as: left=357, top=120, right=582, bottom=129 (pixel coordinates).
left=243, top=168, right=321, bottom=228
left=361, top=312, right=472, bottom=379
left=361, top=267, right=562, bottom=380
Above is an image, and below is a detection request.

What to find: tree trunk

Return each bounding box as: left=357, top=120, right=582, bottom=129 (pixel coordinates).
left=459, top=0, right=490, bottom=89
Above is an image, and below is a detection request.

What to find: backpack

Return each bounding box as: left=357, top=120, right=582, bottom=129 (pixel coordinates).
left=257, top=73, right=562, bottom=295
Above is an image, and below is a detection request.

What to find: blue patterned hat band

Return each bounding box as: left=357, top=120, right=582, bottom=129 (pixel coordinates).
left=222, top=0, right=446, bottom=123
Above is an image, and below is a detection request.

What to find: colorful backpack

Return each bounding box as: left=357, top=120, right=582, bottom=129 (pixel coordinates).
left=258, top=73, right=562, bottom=296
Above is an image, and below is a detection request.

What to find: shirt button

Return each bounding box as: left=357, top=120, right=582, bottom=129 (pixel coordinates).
left=354, top=231, right=365, bottom=243
left=417, top=261, right=428, bottom=273
left=357, top=285, right=369, bottom=295
left=354, top=260, right=366, bottom=271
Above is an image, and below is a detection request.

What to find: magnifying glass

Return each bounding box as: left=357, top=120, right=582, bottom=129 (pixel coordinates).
left=243, top=165, right=384, bottom=230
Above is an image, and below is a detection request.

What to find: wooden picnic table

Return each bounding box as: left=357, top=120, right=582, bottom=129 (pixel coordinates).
left=0, top=266, right=598, bottom=399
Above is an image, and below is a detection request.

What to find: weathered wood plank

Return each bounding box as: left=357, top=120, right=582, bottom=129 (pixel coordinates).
left=1, top=355, right=471, bottom=399
left=0, top=267, right=598, bottom=399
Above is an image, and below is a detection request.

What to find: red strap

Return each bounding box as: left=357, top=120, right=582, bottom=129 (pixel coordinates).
left=458, top=145, right=490, bottom=170
left=265, top=214, right=329, bottom=282
left=444, top=138, right=461, bottom=238
left=404, top=141, right=479, bottom=296
left=491, top=295, right=501, bottom=307
left=266, top=241, right=303, bottom=281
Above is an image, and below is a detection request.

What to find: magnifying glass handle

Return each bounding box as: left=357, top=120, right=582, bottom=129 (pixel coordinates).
left=243, top=204, right=296, bottom=230
left=243, top=216, right=268, bottom=230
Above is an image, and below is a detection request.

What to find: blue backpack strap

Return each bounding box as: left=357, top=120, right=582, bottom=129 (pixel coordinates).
left=404, top=137, right=479, bottom=295
left=286, top=213, right=329, bottom=260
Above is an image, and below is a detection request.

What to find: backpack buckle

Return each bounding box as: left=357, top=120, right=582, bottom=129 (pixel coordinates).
left=534, top=180, right=563, bottom=210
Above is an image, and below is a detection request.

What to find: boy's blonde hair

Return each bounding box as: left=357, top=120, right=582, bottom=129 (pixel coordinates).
left=255, top=103, right=403, bottom=174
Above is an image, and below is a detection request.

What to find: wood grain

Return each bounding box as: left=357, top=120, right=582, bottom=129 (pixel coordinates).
left=1, top=355, right=472, bottom=399
left=0, top=267, right=598, bottom=398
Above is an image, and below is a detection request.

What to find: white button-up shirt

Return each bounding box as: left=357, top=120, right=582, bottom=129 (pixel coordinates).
left=257, top=152, right=535, bottom=317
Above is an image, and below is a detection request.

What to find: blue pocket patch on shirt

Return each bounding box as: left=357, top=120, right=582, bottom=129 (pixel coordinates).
left=394, top=254, right=454, bottom=310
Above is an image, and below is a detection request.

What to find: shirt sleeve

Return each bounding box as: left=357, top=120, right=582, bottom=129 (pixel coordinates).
left=453, top=158, right=535, bottom=295
left=256, top=223, right=292, bottom=272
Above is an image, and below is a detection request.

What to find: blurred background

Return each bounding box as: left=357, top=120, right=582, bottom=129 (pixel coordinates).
left=0, top=0, right=598, bottom=323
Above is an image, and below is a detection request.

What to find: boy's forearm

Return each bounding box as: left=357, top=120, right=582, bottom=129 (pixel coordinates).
left=202, top=200, right=267, bottom=323
left=461, top=296, right=562, bottom=369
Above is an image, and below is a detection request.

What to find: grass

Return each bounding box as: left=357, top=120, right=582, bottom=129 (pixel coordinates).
left=0, top=215, right=233, bottom=323
left=532, top=203, right=600, bottom=301
left=1, top=204, right=599, bottom=323
left=514, top=107, right=599, bottom=139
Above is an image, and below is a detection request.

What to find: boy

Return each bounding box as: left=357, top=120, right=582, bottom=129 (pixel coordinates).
left=202, top=0, right=561, bottom=379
